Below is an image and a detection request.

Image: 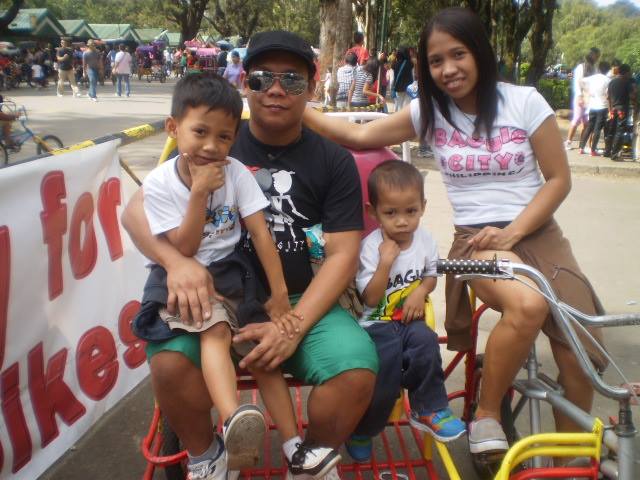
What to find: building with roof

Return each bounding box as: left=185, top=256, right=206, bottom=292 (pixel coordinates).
left=4, top=8, right=65, bottom=39
left=89, top=23, right=141, bottom=43
left=166, top=32, right=183, bottom=48
left=136, top=28, right=169, bottom=45
left=58, top=19, right=98, bottom=40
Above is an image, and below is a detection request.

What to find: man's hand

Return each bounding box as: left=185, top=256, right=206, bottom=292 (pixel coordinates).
left=233, top=322, right=301, bottom=371
left=185, top=153, right=228, bottom=195
left=165, top=256, right=223, bottom=328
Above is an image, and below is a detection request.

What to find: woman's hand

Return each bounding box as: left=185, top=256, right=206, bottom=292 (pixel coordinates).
left=467, top=225, right=522, bottom=251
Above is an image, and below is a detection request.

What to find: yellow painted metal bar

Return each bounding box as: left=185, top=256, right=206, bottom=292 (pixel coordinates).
left=494, top=419, right=604, bottom=480
left=434, top=440, right=462, bottom=480
left=159, top=136, right=177, bottom=165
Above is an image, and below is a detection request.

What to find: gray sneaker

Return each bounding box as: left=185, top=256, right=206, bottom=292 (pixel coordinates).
left=186, top=435, right=227, bottom=480
left=223, top=404, right=266, bottom=470
left=468, top=418, right=509, bottom=454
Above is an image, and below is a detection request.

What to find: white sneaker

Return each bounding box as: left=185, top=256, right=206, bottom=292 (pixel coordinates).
left=187, top=435, right=228, bottom=480
left=564, top=140, right=573, bottom=150
left=56, top=93, right=63, bottom=97
left=287, top=443, right=341, bottom=479
left=468, top=418, right=508, bottom=455
left=223, top=404, right=266, bottom=470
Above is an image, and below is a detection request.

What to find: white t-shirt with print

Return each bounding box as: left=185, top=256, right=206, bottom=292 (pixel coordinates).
left=356, top=228, right=438, bottom=326
left=143, top=155, right=269, bottom=266
left=410, top=82, right=554, bottom=226
left=583, top=73, right=610, bottom=110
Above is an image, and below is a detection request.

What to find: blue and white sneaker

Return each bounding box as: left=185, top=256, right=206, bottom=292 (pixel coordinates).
left=187, top=435, right=230, bottom=480
left=345, top=434, right=372, bottom=463
left=409, top=407, right=466, bottom=442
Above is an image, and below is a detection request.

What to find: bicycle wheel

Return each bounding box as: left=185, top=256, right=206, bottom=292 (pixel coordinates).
left=160, top=415, right=187, bottom=480
left=470, top=354, right=517, bottom=479
left=36, top=135, right=63, bottom=155
left=0, top=143, right=7, bottom=166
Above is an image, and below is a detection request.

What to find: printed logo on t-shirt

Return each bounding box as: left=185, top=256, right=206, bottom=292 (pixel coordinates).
left=369, top=267, right=426, bottom=322
left=243, top=167, right=310, bottom=254
left=203, top=204, right=238, bottom=239
left=435, top=126, right=528, bottom=179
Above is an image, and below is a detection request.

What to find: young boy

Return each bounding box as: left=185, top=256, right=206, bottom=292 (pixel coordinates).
left=132, top=73, right=320, bottom=479
left=347, top=160, right=465, bottom=461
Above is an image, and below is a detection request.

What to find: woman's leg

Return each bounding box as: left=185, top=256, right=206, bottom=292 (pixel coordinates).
left=579, top=111, right=596, bottom=150
left=469, top=249, right=549, bottom=420
left=200, top=322, right=238, bottom=422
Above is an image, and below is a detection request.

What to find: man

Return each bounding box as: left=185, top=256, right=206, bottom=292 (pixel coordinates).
left=122, top=30, right=377, bottom=480
left=604, top=63, right=637, bottom=160
left=346, top=32, right=369, bottom=66
left=113, top=44, right=132, bottom=97
left=335, top=51, right=357, bottom=109
left=565, top=47, right=600, bottom=150
left=56, top=37, right=79, bottom=97
left=82, top=39, right=100, bottom=102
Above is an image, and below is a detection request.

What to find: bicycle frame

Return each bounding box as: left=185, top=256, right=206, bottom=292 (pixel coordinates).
left=442, top=258, right=640, bottom=479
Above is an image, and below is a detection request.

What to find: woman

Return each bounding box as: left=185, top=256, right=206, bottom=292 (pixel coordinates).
left=391, top=46, right=414, bottom=112
left=223, top=50, right=244, bottom=89
left=304, top=7, right=606, bottom=460
left=349, top=57, right=384, bottom=108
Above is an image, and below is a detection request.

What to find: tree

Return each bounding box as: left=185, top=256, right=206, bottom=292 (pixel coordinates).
left=526, top=0, right=556, bottom=86
left=0, top=0, right=23, bottom=33
left=161, top=0, right=209, bottom=42
left=204, top=0, right=272, bottom=41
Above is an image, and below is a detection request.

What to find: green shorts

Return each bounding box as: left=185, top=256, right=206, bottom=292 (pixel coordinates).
left=144, top=303, right=378, bottom=385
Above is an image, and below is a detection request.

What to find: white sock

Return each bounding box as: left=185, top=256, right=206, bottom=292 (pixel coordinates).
left=283, top=435, right=303, bottom=462
left=188, top=435, right=222, bottom=464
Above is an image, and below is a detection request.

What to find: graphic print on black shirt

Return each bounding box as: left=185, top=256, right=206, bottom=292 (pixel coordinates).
left=230, top=123, right=364, bottom=295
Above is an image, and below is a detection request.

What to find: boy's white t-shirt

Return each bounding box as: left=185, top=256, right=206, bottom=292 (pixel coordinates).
left=410, top=82, right=553, bottom=226
left=356, top=228, right=438, bottom=326
left=31, top=64, right=43, bottom=78
left=584, top=73, right=610, bottom=110
left=143, top=155, right=269, bottom=265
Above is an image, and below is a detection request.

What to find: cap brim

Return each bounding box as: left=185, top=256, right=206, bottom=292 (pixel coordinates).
left=243, top=45, right=316, bottom=74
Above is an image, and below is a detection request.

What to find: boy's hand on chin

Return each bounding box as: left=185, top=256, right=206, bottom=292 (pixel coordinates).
left=184, top=153, right=228, bottom=193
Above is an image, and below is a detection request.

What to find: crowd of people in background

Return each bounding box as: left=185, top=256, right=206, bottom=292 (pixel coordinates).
left=565, top=46, right=637, bottom=161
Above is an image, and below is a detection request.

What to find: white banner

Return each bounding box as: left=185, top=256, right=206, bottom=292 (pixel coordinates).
left=0, top=141, right=149, bottom=479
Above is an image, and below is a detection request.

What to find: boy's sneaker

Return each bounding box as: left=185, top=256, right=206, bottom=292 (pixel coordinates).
left=564, top=140, right=573, bottom=150
left=345, top=434, right=372, bottom=463
left=286, top=442, right=341, bottom=478
left=223, top=404, right=266, bottom=470
left=409, top=408, right=466, bottom=442
left=468, top=417, right=509, bottom=455
left=187, top=435, right=228, bottom=480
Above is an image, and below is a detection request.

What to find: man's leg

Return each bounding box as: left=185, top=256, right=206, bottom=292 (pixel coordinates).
left=149, top=350, right=215, bottom=455
left=68, top=70, right=79, bottom=96
left=306, top=369, right=375, bottom=448
left=57, top=69, right=66, bottom=96
left=124, top=74, right=131, bottom=96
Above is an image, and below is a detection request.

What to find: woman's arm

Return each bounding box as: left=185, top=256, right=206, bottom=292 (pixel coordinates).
left=303, top=103, right=417, bottom=150
left=363, top=80, right=384, bottom=104
left=468, top=115, right=571, bottom=251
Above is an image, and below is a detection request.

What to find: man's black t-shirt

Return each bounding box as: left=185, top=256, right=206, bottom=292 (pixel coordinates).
left=608, top=76, right=634, bottom=109
left=57, top=47, right=73, bottom=71
left=230, top=123, right=363, bottom=295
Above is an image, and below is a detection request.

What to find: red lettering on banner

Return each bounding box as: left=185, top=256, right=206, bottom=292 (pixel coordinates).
left=28, top=344, right=86, bottom=448
left=40, top=172, right=68, bottom=300
left=98, top=178, right=124, bottom=261
left=0, top=226, right=9, bottom=369
left=76, top=327, right=119, bottom=400
left=2, top=363, right=31, bottom=473
left=68, top=193, right=98, bottom=279
left=118, top=301, right=146, bottom=368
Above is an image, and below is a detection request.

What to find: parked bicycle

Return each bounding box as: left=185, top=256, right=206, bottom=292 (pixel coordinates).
left=438, top=257, right=640, bottom=479
left=0, top=100, right=63, bottom=165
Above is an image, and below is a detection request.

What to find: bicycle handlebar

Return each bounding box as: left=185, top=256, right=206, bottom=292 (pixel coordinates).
left=439, top=257, right=639, bottom=400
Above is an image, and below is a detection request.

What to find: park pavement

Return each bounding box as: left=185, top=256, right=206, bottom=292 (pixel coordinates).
left=2, top=79, right=637, bottom=479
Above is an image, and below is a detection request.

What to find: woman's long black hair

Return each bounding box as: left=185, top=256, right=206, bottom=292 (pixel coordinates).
left=417, top=7, right=499, bottom=141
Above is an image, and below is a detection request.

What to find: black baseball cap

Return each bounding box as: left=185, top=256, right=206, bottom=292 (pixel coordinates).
left=243, top=30, right=316, bottom=75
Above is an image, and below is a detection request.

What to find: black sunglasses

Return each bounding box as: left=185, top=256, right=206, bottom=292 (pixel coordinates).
left=247, top=70, right=308, bottom=96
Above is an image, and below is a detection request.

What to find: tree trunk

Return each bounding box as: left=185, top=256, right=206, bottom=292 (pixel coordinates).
left=526, top=0, right=556, bottom=86
left=319, top=0, right=338, bottom=99
left=331, top=0, right=352, bottom=105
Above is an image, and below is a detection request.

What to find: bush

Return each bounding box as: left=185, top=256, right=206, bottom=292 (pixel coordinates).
left=537, top=78, right=570, bottom=110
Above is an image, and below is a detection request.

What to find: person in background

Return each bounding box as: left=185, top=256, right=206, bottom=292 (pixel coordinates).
left=82, top=39, right=100, bottom=102
left=347, top=32, right=370, bottom=66
left=604, top=63, right=637, bottom=160
left=223, top=51, right=244, bottom=89
left=391, top=46, right=413, bottom=112
left=217, top=44, right=229, bottom=76
left=578, top=61, right=610, bottom=156
left=335, top=51, right=357, bottom=109
left=349, top=57, right=383, bottom=108
left=565, top=47, right=600, bottom=150
left=113, top=43, right=132, bottom=98
left=56, top=37, right=80, bottom=97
